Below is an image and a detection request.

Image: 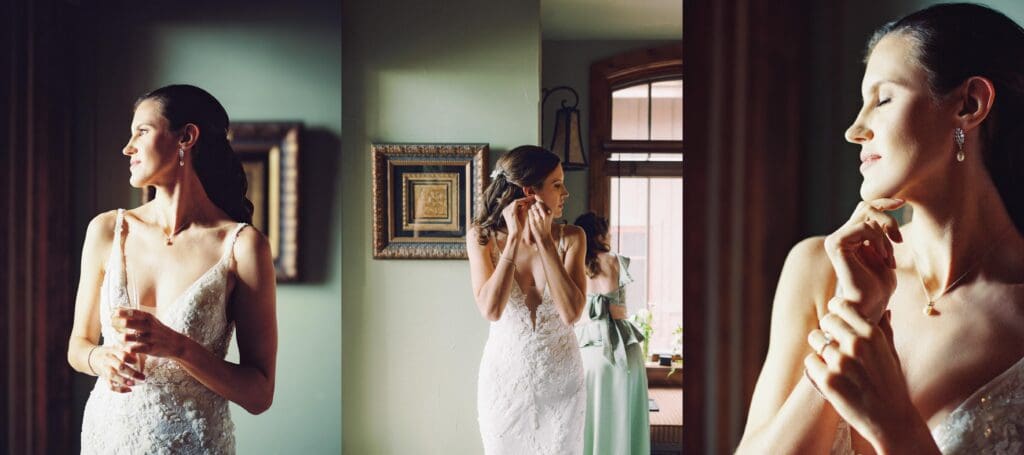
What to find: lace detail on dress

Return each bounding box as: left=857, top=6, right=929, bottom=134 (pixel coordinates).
left=932, top=356, right=1024, bottom=454
left=830, top=357, right=1024, bottom=454
left=81, top=210, right=248, bottom=455
left=478, top=227, right=586, bottom=454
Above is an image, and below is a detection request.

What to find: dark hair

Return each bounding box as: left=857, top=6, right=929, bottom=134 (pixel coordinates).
left=473, top=145, right=561, bottom=245
left=867, top=3, right=1024, bottom=232
left=574, top=212, right=611, bottom=278
left=136, top=84, right=253, bottom=224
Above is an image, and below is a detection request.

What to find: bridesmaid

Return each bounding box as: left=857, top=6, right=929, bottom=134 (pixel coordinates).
left=574, top=212, right=650, bottom=455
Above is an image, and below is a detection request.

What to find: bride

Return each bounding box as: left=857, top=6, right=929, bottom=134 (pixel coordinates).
left=468, top=145, right=587, bottom=454
left=738, top=4, right=1024, bottom=454
left=66, top=84, right=278, bottom=454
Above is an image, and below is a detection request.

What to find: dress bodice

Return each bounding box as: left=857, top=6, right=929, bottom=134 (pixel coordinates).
left=81, top=209, right=247, bottom=454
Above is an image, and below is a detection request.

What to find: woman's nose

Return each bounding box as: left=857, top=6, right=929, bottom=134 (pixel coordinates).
left=844, top=119, right=873, bottom=144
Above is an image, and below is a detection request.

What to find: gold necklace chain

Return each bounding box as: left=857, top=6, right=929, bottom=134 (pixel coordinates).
left=912, top=226, right=1013, bottom=316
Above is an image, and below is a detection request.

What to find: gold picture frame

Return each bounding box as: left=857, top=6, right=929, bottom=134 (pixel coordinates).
left=372, top=143, right=488, bottom=259
left=143, top=121, right=301, bottom=281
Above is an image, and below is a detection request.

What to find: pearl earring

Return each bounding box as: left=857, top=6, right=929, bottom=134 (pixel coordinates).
left=954, top=127, right=965, bottom=162
left=178, top=148, right=185, bottom=167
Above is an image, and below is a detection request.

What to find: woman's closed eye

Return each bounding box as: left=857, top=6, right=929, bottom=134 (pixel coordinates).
left=876, top=97, right=891, bottom=107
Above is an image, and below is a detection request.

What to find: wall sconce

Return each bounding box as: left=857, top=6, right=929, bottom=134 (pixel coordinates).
left=542, top=86, right=587, bottom=169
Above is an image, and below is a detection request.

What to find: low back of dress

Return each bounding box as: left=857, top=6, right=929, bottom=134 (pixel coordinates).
left=81, top=209, right=245, bottom=454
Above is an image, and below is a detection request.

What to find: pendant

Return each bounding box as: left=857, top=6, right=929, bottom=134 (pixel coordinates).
left=165, top=236, right=173, bottom=246
left=923, top=302, right=936, bottom=316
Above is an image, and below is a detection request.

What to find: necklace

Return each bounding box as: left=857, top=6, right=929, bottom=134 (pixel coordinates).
left=911, top=227, right=1013, bottom=316
left=162, top=220, right=191, bottom=246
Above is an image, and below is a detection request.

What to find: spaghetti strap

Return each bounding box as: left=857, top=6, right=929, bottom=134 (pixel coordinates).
left=222, top=223, right=249, bottom=265
left=557, top=224, right=566, bottom=257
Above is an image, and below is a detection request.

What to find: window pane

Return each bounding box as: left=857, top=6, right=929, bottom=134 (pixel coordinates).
left=647, top=177, right=682, bottom=355
left=611, top=84, right=650, bottom=140
left=651, top=80, right=682, bottom=140
left=609, top=176, right=682, bottom=356
left=609, top=178, right=649, bottom=314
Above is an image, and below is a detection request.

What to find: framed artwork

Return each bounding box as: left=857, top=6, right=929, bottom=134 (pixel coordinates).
left=372, top=143, right=488, bottom=259
left=143, top=121, right=301, bottom=282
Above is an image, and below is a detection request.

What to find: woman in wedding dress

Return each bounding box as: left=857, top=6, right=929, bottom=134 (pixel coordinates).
left=468, top=145, right=587, bottom=454
left=67, top=85, right=278, bottom=454
left=737, top=4, right=1024, bottom=454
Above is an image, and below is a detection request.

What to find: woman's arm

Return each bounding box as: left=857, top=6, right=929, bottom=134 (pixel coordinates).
left=120, top=227, right=277, bottom=414
left=68, top=211, right=145, bottom=391
left=467, top=227, right=518, bottom=321
left=736, top=236, right=843, bottom=454
left=537, top=224, right=585, bottom=325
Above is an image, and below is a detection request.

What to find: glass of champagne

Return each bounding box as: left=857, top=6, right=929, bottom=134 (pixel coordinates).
left=123, top=272, right=147, bottom=378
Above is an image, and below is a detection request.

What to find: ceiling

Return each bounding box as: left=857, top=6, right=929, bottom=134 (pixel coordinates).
left=542, top=0, right=682, bottom=40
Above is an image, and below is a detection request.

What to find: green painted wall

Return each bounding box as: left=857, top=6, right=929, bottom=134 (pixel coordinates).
left=541, top=39, right=679, bottom=223
left=341, top=0, right=540, bottom=452
left=70, top=2, right=342, bottom=453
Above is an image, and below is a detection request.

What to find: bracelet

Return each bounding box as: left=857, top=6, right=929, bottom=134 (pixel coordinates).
left=87, top=346, right=98, bottom=376
left=499, top=255, right=516, bottom=269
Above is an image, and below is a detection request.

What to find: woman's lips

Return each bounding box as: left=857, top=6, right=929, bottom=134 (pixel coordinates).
left=130, top=160, right=141, bottom=168
left=860, top=155, right=880, bottom=172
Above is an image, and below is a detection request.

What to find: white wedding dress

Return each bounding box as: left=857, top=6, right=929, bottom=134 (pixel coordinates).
left=477, top=229, right=587, bottom=454
left=81, top=209, right=247, bottom=454
left=831, top=355, right=1024, bottom=454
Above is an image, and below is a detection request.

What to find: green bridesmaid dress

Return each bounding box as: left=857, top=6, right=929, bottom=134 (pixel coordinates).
left=575, top=254, right=650, bottom=455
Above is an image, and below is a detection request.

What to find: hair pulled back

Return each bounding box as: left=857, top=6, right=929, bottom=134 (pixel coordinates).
left=868, top=3, right=1024, bottom=232
left=473, top=145, right=561, bottom=245
left=136, top=84, right=253, bottom=224
left=573, top=212, right=611, bottom=278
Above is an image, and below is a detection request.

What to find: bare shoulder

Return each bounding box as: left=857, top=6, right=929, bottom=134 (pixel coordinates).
left=561, top=224, right=585, bottom=246
left=233, top=225, right=272, bottom=263
left=776, top=236, right=836, bottom=319
left=84, top=210, right=120, bottom=245
left=465, top=225, right=491, bottom=250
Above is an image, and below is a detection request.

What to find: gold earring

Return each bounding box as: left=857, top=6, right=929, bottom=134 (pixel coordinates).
left=178, top=148, right=185, bottom=167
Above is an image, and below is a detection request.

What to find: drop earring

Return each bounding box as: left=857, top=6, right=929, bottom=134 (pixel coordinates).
left=954, top=127, right=965, bottom=162
left=178, top=147, right=185, bottom=167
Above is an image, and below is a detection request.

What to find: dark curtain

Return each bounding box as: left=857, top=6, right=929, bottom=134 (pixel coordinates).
left=684, top=0, right=808, bottom=453
left=2, top=0, right=78, bottom=453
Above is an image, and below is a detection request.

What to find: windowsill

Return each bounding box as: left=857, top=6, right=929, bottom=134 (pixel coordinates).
left=646, top=362, right=682, bottom=388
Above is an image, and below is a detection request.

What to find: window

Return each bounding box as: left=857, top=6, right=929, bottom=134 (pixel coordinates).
left=610, top=177, right=682, bottom=354
left=589, top=43, right=682, bottom=358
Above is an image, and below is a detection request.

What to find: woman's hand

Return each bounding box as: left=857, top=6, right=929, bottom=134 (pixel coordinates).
left=92, top=345, right=146, bottom=393
left=112, top=308, right=187, bottom=360
left=805, top=299, right=934, bottom=453
left=501, top=196, right=533, bottom=243
left=526, top=196, right=554, bottom=246
left=823, top=198, right=904, bottom=322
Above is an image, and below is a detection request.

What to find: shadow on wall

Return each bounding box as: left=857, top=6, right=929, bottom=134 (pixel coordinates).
left=298, top=127, right=341, bottom=284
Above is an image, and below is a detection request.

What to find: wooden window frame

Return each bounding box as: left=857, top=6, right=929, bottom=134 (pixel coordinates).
left=588, top=43, right=683, bottom=216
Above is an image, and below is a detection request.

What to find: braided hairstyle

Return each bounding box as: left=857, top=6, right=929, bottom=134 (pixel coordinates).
left=574, top=212, right=611, bottom=278
left=867, top=3, right=1024, bottom=233
left=473, top=145, right=561, bottom=245
left=136, top=85, right=253, bottom=224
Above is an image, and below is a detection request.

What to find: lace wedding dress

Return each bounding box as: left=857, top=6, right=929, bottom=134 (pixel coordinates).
left=477, top=229, right=587, bottom=454
left=831, top=355, right=1024, bottom=454
left=81, top=209, right=246, bottom=454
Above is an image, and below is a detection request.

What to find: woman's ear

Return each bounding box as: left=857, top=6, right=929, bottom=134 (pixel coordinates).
left=958, top=76, right=995, bottom=131
left=522, top=186, right=535, bottom=197
left=179, top=123, right=200, bottom=149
